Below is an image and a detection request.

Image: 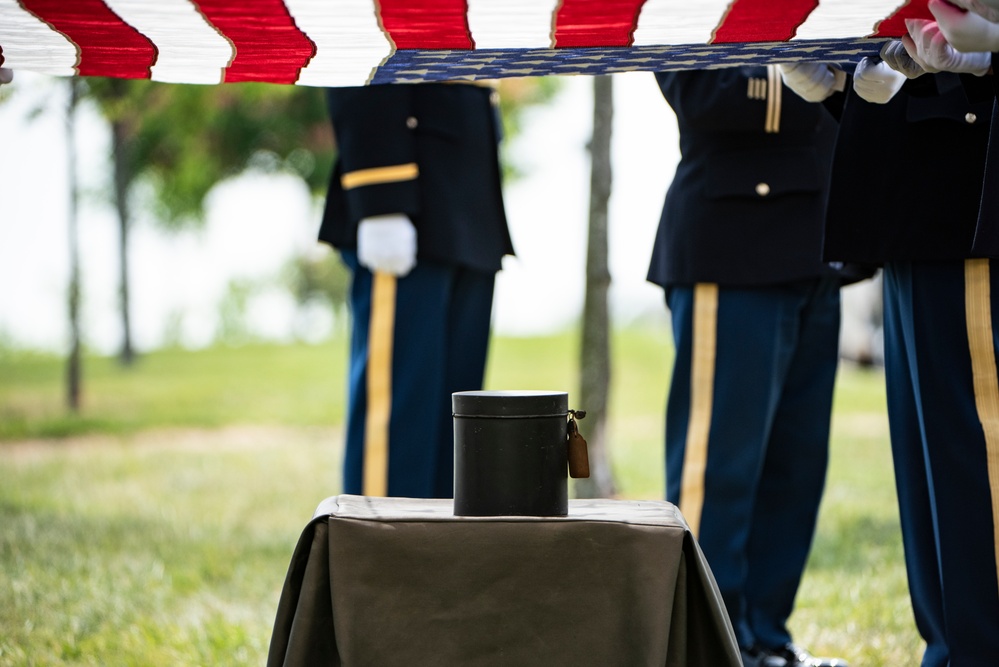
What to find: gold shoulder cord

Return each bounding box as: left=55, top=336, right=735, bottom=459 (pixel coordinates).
left=765, top=64, right=782, bottom=134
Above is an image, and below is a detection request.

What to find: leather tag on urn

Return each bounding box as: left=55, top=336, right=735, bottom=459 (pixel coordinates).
left=567, top=414, right=590, bottom=479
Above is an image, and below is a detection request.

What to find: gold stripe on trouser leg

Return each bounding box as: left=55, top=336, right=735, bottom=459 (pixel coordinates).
left=965, top=259, right=999, bottom=593
left=363, top=271, right=396, bottom=497
left=680, top=283, right=719, bottom=538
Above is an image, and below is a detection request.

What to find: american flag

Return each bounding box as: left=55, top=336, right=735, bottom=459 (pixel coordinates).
left=0, top=0, right=929, bottom=86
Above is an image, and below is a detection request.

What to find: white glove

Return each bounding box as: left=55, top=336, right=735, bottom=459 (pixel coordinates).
left=356, top=213, right=417, bottom=277
left=779, top=62, right=845, bottom=102
left=880, top=40, right=927, bottom=79
left=0, top=68, right=12, bottom=85
left=947, top=0, right=999, bottom=25
left=853, top=57, right=907, bottom=104
left=903, top=18, right=992, bottom=76
left=929, top=0, right=999, bottom=53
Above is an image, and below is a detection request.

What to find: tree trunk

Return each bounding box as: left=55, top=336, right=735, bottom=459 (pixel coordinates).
left=575, top=75, right=615, bottom=499
left=111, top=114, right=135, bottom=365
left=66, top=79, right=82, bottom=412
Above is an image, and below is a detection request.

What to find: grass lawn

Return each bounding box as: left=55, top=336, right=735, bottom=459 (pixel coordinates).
left=0, top=331, right=920, bottom=665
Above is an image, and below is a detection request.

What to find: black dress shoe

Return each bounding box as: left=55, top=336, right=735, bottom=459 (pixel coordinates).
left=741, top=645, right=788, bottom=667
left=769, top=643, right=848, bottom=667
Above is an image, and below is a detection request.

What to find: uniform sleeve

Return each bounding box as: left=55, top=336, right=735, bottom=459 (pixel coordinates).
left=656, top=66, right=830, bottom=135
left=326, top=85, right=421, bottom=222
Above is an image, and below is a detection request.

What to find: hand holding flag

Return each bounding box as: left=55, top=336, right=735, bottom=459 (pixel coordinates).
left=928, top=0, right=999, bottom=52
left=903, top=17, right=992, bottom=75
left=853, top=56, right=908, bottom=104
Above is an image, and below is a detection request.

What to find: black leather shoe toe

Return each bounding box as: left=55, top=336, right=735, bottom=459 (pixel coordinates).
left=770, top=643, right=848, bottom=667
left=742, top=645, right=788, bottom=667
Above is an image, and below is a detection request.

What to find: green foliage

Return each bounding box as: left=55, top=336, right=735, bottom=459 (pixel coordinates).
left=497, top=77, right=562, bottom=180
left=498, top=77, right=561, bottom=141
left=83, top=78, right=334, bottom=228
left=216, top=279, right=262, bottom=346
left=76, top=77, right=561, bottom=230
left=282, top=248, right=351, bottom=312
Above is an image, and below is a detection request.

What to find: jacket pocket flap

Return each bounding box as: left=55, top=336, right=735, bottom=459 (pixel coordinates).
left=906, top=89, right=992, bottom=124
left=705, top=148, right=821, bottom=199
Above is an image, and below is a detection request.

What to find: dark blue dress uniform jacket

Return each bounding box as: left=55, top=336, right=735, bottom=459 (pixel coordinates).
left=319, top=83, right=514, bottom=274
left=977, top=65, right=999, bottom=253
left=648, top=67, right=860, bottom=288
left=823, top=73, right=996, bottom=262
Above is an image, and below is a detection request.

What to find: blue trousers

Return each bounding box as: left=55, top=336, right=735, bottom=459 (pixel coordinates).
left=883, top=260, right=999, bottom=667
left=665, top=278, right=841, bottom=651
left=341, top=251, right=495, bottom=499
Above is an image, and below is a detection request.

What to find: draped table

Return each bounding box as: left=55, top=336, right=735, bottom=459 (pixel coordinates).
left=267, top=494, right=741, bottom=667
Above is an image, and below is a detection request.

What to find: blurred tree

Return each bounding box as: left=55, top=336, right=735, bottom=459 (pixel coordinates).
left=80, top=77, right=559, bottom=357
left=1, top=73, right=93, bottom=410
left=66, top=79, right=83, bottom=412
left=216, top=278, right=261, bottom=346
left=0, top=73, right=561, bottom=415
left=576, top=75, right=616, bottom=498
left=282, top=247, right=352, bottom=340
left=82, top=79, right=333, bottom=364
left=283, top=248, right=350, bottom=312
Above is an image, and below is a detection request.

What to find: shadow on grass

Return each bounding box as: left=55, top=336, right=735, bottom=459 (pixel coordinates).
left=0, top=409, right=158, bottom=441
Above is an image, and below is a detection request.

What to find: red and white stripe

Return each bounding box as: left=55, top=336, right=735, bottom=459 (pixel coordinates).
left=18, top=0, right=158, bottom=78
left=793, top=0, right=906, bottom=40
left=285, top=0, right=391, bottom=87
left=467, top=0, right=560, bottom=49
left=0, top=0, right=78, bottom=77
left=102, top=0, right=234, bottom=84
left=0, top=0, right=929, bottom=85
left=633, top=0, right=736, bottom=46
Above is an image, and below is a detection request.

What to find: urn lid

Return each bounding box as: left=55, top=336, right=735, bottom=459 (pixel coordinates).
left=452, top=390, right=568, bottom=418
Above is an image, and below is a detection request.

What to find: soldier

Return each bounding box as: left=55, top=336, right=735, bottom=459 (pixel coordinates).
left=650, top=65, right=865, bottom=667
left=784, top=25, right=999, bottom=665
left=319, top=82, right=514, bottom=499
